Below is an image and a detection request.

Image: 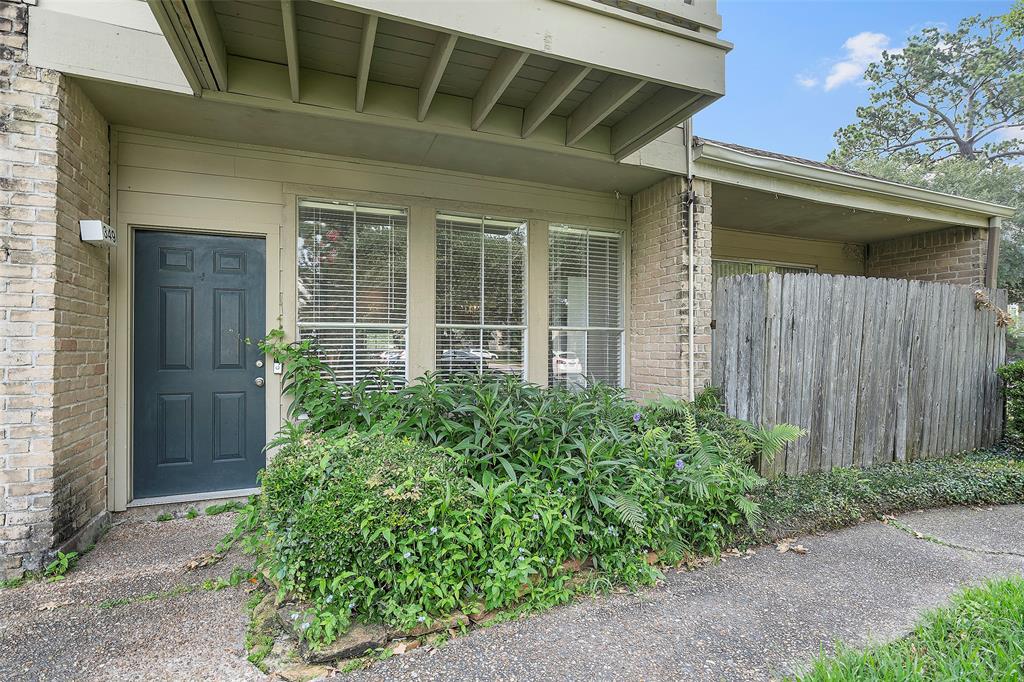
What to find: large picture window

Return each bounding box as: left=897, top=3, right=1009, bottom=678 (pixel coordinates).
left=435, top=213, right=527, bottom=377
left=548, top=225, right=624, bottom=388
left=297, top=199, right=408, bottom=384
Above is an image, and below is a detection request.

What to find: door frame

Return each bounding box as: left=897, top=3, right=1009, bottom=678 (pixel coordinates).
left=108, top=213, right=284, bottom=511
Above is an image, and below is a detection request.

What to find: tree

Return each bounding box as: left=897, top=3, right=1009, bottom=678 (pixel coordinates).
left=1007, top=0, right=1024, bottom=37
left=830, top=13, right=1024, bottom=166
left=827, top=11, right=1024, bottom=297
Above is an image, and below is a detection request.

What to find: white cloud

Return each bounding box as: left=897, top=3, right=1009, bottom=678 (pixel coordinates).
left=796, top=31, right=897, bottom=93
left=795, top=74, right=819, bottom=88
left=824, top=32, right=891, bottom=91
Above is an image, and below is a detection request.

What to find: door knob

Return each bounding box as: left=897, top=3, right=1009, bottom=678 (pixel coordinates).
left=254, top=377, right=265, bottom=387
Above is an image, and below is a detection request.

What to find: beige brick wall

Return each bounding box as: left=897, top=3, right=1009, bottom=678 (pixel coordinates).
left=866, top=226, right=988, bottom=286
left=628, top=176, right=712, bottom=401
left=1, top=0, right=109, bottom=579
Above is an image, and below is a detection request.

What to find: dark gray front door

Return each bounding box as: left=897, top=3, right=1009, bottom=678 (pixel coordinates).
left=133, top=231, right=266, bottom=499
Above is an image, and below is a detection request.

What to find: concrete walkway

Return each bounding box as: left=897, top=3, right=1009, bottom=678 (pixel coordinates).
left=1, top=506, right=1022, bottom=681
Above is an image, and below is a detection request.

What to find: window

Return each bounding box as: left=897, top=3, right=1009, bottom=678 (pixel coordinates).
left=548, top=225, right=624, bottom=388
left=435, top=213, right=527, bottom=377
left=712, top=259, right=814, bottom=284
left=297, top=200, right=408, bottom=384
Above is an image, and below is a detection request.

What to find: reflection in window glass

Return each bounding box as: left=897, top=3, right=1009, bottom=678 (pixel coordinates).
left=435, top=213, right=527, bottom=378
left=548, top=225, right=623, bottom=388
left=297, top=200, right=408, bottom=384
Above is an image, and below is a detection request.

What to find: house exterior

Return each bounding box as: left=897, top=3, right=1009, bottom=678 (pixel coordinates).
left=0, top=0, right=1014, bottom=579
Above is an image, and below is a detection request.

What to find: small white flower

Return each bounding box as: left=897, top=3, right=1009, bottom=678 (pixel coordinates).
left=531, top=514, right=539, bottom=520
left=417, top=616, right=426, bottom=623
left=290, top=613, right=299, bottom=621
left=325, top=595, right=334, bottom=603
left=300, top=622, right=310, bottom=631
left=403, top=551, right=411, bottom=558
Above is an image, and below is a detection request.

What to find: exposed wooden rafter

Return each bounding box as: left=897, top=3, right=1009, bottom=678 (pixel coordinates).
left=611, top=88, right=703, bottom=159
left=280, top=0, right=301, bottom=102
left=566, top=74, right=645, bottom=146
left=418, top=33, right=458, bottom=121
left=145, top=0, right=203, bottom=94
left=522, top=63, right=591, bottom=138
left=183, top=0, right=228, bottom=90
left=471, top=48, right=528, bottom=130
left=355, top=14, right=378, bottom=112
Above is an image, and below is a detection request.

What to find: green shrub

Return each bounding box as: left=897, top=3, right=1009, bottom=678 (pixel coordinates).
left=259, top=431, right=576, bottom=642
left=246, top=331, right=803, bottom=647
left=998, top=359, right=1024, bottom=438
left=752, top=447, right=1024, bottom=541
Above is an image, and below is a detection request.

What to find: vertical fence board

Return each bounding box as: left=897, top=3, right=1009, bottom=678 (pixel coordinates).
left=715, top=274, right=1006, bottom=475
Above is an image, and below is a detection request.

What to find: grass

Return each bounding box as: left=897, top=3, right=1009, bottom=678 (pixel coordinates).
left=750, top=445, right=1024, bottom=543
left=795, top=576, right=1024, bottom=681
left=206, top=500, right=246, bottom=516
left=155, top=513, right=174, bottom=522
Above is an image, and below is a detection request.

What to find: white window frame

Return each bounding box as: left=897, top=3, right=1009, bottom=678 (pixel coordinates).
left=548, top=223, right=626, bottom=388
left=295, top=198, right=410, bottom=384
left=434, top=211, right=529, bottom=378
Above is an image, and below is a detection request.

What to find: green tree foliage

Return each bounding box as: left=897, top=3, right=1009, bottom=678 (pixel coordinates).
left=830, top=14, right=1023, bottom=165
left=827, top=11, right=1024, bottom=295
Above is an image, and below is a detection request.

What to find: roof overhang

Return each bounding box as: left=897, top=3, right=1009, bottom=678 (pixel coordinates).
left=143, top=0, right=730, bottom=163
left=694, top=139, right=1015, bottom=242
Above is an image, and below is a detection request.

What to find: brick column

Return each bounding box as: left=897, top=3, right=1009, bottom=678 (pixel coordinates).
left=628, top=176, right=712, bottom=401
left=866, top=226, right=988, bottom=285
left=1, top=0, right=110, bottom=580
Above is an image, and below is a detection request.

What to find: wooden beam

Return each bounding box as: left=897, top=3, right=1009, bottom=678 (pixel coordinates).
left=566, top=74, right=645, bottom=146
left=986, top=217, right=1002, bottom=289
left=355, top=14, right=378, bottom=112
left=522, top=63, right=590, bottom=138
left=471, top=48, right=528, bottom=130
left=418, top=33, right=457, bottom=121
left=145, top=0, right=203, bottom=94
left=280, top=0, right=300, bottom=102
left=183, top=0, right=228, bottom=90
left=610, top=87, right=702, bottom=158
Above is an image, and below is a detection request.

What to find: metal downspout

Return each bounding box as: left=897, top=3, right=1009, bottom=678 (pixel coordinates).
left=685, top=123, right=695, bottom=401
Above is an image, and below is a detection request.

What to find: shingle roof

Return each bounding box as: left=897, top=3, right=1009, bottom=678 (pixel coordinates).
left=693, top=137, right=883, bottom=182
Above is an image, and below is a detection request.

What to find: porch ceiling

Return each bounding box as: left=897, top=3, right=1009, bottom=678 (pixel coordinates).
left=75, top=77, right=667, bottom=194
left=146, top=0, right=729, bottom=162
left=710, top=183, right=959, bottom=243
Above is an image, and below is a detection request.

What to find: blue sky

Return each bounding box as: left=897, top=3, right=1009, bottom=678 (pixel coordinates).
left=694, top=0, right=1013, bottom=161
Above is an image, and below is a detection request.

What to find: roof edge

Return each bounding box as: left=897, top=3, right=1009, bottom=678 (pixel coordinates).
left=694, top=139, right=1016, bottom=220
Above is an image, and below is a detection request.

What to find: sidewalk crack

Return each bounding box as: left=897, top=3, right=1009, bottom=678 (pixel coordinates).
left=881, top=516, right=1024, bottom=558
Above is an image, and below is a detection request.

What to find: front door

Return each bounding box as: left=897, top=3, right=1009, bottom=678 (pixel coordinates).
left=133, top=231, right=267, bottom=499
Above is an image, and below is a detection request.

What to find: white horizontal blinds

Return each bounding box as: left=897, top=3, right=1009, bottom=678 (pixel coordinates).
left=297, top=200, right=408, bottom=384
left=548, top=225, right=624, bottom=388
left=435, top=213, right=527, bottom=378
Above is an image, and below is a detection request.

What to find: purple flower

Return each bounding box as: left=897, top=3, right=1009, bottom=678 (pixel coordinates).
left=429, top=527, right=438, bottom=535
left=633, top=412, right=643, bottom=423
left=675, top=458, right=685, bottom=470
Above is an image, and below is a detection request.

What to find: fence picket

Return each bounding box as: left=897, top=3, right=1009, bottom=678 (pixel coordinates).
left=715, top=273, right=1006, bottom=475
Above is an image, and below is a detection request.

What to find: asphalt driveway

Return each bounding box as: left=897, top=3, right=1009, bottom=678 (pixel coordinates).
left=1, top=505, right=1022, bottom=681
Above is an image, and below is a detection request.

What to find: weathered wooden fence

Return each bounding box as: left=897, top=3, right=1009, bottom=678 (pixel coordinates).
left=713, top=273, right=1006, bottom=476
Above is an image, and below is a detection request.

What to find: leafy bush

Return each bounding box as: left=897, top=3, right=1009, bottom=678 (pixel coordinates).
left=246, top=331, right=803, bottom=646
left=997, top=359, right=1024, bottom=438
left=752, top=446, right=1024, bottom=542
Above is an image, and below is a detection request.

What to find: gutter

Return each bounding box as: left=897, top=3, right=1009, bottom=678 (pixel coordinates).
left=694, top=140, right=1016, bottom=220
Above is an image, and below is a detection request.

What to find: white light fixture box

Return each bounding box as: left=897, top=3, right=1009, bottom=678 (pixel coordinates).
left=79, top=220, right=117, bottom=247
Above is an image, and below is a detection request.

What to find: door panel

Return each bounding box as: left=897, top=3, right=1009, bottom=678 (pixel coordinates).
left=134, top=231, right=266, bottom=499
